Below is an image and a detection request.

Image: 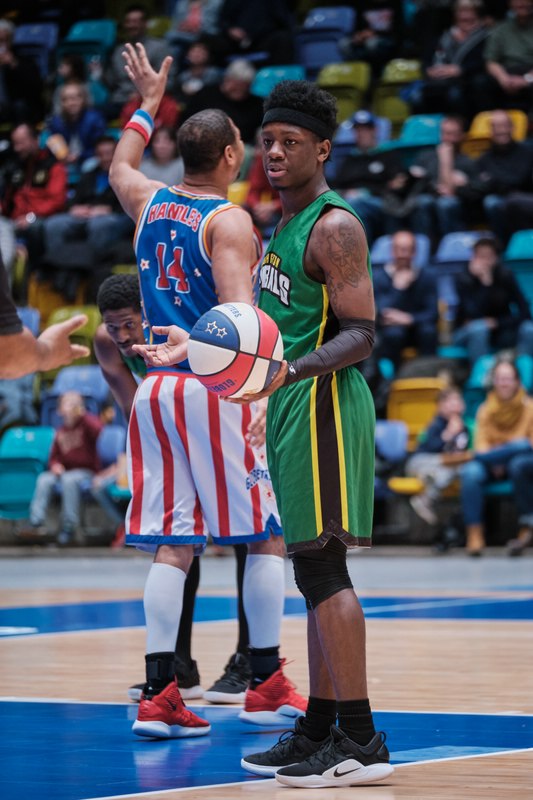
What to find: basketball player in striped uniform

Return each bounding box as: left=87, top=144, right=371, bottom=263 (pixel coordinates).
left=140, top=80, right=395, bottom=785
left=94, top=274, right=253, bottom=703
left=108, top=43, right=305, bottom=739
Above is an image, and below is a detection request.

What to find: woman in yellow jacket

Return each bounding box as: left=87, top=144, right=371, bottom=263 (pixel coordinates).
left=460, top=356, right=533, bottom=555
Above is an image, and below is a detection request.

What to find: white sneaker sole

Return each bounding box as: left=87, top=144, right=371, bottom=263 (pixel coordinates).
left=204, top=689, right=245, bottom=704
left=132, top=720, right=211, bottom=738
left=275, top=762, right=394, bottom=788
left=239, top=704, right=306, bottom=726
left=240, top=758, right=296, bottom=777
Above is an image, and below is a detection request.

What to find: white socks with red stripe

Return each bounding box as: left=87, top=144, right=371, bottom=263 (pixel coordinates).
left=144, top=562, right=187, bottom=654
left=243, top=554, right=284, bottom=648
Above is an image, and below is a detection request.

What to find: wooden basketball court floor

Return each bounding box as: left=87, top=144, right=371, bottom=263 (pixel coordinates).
left=1, top=547, right=532, bottom=800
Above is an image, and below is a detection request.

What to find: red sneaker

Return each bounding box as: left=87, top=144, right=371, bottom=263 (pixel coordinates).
left=239, top=659, right=307, bottom=726
left=132, top=678, right=211, bottom=738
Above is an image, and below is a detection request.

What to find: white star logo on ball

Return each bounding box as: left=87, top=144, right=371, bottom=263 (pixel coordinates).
left=140, top=259, right=150, bottom=270
left=216, top=327, right=227, bottom=338
left=206, top=321, right=217, bottom=333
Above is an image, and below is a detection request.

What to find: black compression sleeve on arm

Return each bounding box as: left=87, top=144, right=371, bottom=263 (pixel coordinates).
left=283, top=317, right=375, bottom=386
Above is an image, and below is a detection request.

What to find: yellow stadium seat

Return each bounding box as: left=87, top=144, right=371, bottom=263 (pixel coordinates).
left=227, top=180, right=250, bottom=206
left=317, top=62, right=371, bottom=122
left=386, top=377, right=447, bottom=450
left=462, top=109, right=528, bottom=158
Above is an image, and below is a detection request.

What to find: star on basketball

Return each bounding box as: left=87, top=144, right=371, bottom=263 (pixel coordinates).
left=216, top=327, right=227, bottom=338
left=140, top=259, right=150, bottom=270
left=206, top=321, right=217, bottom=333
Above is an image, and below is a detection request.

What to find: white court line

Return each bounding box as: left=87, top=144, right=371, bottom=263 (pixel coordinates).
left=80, top=748, right=533, bottom=800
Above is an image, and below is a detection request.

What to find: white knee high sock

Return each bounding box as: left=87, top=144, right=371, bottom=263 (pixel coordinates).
left=243, top=554, right=284, bottom=649
left=143, top=562, right=187, bottom=655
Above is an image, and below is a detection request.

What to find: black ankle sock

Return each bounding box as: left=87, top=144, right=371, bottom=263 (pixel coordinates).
left=249, top=645, right=280, bottom=684
left=299, top=696, right=337, bottom=742
left=145, top=651, right=175, bottom=696
left=337, top=698, right=376, bottom=745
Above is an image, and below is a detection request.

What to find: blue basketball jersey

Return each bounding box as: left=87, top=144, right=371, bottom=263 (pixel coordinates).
left=135, top=186, right=259, bottom=372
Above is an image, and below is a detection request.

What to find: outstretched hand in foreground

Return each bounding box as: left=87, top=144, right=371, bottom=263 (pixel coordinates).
left=132, top=325, right=189, bottom=367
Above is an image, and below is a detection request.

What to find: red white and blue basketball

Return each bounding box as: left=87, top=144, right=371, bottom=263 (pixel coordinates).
left=187, top=302, right=284, bottom=398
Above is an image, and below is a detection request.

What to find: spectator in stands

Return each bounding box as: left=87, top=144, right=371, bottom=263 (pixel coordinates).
left=0, top=19, right=44, bottom=124
left=167, top=0, right=223, bottom=64
left=411, top=115, right=476, bottom=245
left=459, top=356, right=533, bottom=555
left=407, top=386, right=471, bottom=525
left=411, top=0, right=491, bottom=119
left=139, top=126, right=184, bottom=185
left=213, top=0, right=294, bottom=65
left=470, top=109, right=533, bottom=243
left=42, top=136, right=134, bottom=299
left=181, top=58, right=263, bottom=144
left=105, top=4, right=176, bottom=119
left=373, top=230, right=439, bottom=367
left=0, top=124, right=67, bottom=275
left=175, top=40, right=222, bottom=102
left=22, top=390, right=103, bottom=546
left=52, top=54, right=108, bottom=113
left=339, top=0, right=403, bottom=78
left=452, top=236, right=533, bottom=362
left=484, top=0, right=533, bottom=111
left=45, top=81, right=107, bottom=184
left=329, top=110, right=408, bottom=244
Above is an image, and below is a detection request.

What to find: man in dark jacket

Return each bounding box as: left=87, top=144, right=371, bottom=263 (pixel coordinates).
left=42, top=135, right=134, bottom=297
left=452, top=236, right=533, bottom=362
left=373, top=230, right=439, bottom=367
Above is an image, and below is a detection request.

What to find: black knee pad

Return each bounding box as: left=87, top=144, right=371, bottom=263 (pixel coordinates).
left=291, top=537, right=353, bottom=610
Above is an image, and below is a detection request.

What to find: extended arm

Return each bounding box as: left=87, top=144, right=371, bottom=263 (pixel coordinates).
left=109, top=43, right=173, bottom=221
left=94, top=325, right=139, bottom=420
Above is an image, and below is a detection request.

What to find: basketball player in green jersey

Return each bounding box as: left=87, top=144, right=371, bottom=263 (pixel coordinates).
left=94, top=274, right=252, bottom=705
left=138, top=80, right=394, bottom=787
left=237, top=81, right=394, bottom=788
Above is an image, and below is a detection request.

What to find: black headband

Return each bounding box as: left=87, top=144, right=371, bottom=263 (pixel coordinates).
left=262, top=108, right=333, bottom=140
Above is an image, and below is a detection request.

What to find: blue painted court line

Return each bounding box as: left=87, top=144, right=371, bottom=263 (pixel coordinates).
left=1, top=702, right=531, bottom=800
left=1, top=594, right=533, bottom=637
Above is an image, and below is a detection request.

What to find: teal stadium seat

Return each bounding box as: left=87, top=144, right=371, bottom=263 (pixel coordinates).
left=58, top=19, right=117, bottom=62
left=504, top=230, right=533, bottom=308
left=0, top=426, right=55, bottom=519
left=251, top=65, right=305, bottom=97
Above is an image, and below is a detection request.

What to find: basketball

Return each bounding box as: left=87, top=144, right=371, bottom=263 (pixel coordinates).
left=187, top=302, right=284, bottom=398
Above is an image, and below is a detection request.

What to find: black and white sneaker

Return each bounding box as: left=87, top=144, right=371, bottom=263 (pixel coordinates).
left=204, top=652, right=251, bottom=704
left=127, top=658, right=203, bottom=703
left=275, top=725, right=394, bottom=788
left=241, top=717, right=328, bottom=776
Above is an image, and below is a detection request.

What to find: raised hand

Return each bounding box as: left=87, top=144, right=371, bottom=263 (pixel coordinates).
left=132, top=324, right=189, bottom=367
left=122, top=42, right=173, bottom=115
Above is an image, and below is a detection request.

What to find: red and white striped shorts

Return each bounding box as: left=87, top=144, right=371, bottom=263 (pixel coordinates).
left=125, top=371, right=282, bottom=552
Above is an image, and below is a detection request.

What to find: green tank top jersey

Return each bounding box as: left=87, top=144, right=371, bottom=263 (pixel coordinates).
left=258, top=190, right=375, bottom=552
left=121, top=353, right=147, bottom=379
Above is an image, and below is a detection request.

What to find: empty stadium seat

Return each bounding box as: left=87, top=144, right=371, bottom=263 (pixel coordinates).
left=58, top=19, right=117, bottom=61
left=303, top=6, right=356, bottom=33
left=386, top=377, right=447, bottom=450
left=16, top=306, right=41, bottom=336
left=13, top=22, right=59, bottom=78
left=316, top=61, right=371, bottom=122
left=372, top=59, right=423, bottom=134
left=0, top=426, right=55, bottom=519
left=251, top=65, right=306, bottom=97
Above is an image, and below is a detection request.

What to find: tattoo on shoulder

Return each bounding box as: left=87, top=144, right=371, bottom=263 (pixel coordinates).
left=324, top=218, right=365, bottom=288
